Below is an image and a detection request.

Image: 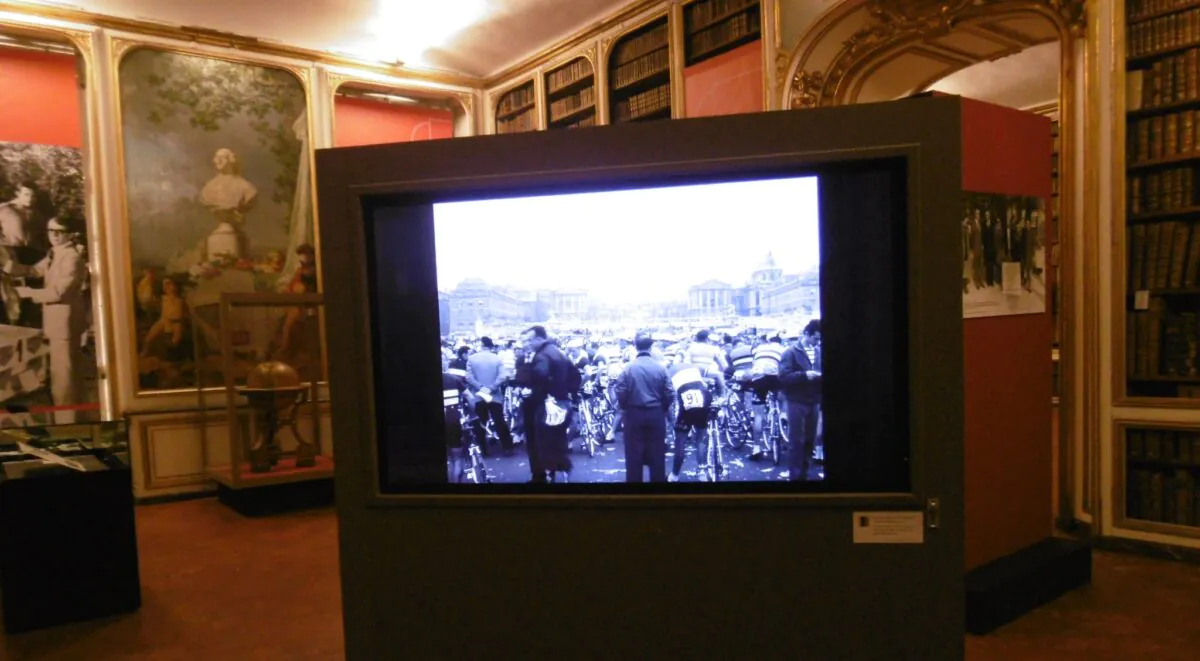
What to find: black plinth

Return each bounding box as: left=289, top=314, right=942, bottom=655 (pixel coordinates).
left=0, top=461, right=142, bottom=633
left=216, top=478, right=334, bottom=517
left=965, top=536, right=1091, bottom=635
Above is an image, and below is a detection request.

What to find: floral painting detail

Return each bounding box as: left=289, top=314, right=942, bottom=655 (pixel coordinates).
left=119, top=48, right=315, bottom=391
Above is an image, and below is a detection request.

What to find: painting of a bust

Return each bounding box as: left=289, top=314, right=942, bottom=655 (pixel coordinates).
left=119, top=48, right=314, bottom=391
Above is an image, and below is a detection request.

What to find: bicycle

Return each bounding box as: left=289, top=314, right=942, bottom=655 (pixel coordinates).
left=457, top=402, right=492, bottom=484
left=721, top=382, right=755, bottom=450
left=699, top=398, right=727, bottom=482
left=761, top=395, right=788, bottom=467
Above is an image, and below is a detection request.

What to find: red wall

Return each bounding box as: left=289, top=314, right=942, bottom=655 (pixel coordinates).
left=960, top=98, right=1055, bottom=570
left=683, top=40, right=763, bottom=119
left=0, top=49, right=82, bottom=147
left=334, top=96, right=454, bottom=148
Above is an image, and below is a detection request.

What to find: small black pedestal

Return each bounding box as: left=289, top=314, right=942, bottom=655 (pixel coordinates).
left=965, top=536, right=1091, bottom=635
left=216, top=478, right=334, bottom=517
left=0, top=461, right=142, bottom=633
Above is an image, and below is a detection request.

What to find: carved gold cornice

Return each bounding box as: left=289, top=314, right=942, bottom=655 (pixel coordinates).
left=788, top=0, right=1087, bottom=108
left=790, top=70, right=824, bottom=109
left=0, top=0, right=480, bottom=87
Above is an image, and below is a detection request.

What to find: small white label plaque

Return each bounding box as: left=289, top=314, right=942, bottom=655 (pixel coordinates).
left=852, top=511, right=925, bottom=544
left=1134, top=290, right=1151, bottom=310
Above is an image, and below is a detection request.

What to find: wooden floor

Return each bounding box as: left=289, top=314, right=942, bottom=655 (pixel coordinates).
left=1, top=498, right=1198, bottom=661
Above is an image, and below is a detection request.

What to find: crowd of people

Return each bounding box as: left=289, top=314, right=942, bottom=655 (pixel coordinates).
left=440, top=320, right=823, bottom=483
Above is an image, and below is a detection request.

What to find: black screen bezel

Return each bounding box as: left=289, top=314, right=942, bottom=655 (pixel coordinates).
left=361, top=156, right=911, bottom=497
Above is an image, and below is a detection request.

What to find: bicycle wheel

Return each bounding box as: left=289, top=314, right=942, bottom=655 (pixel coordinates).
left=769, top=407, right=781, bottom=467
left=710, top=425, right=723, bottom=482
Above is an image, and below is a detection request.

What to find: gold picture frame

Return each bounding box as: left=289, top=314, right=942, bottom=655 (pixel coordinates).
left=105, top=37, right=321, bottom=410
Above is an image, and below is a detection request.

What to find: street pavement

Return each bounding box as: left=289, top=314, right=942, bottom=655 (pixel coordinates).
left=472, top=430, right=824, bottom=483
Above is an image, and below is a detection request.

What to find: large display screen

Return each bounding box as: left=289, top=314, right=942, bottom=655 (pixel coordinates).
left=366, top=161, right=909, bottom=494
left=433, top=177, right=821, bottom=485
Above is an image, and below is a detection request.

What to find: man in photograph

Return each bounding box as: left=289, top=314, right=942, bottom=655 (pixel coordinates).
left=778, top=320, right=822, bottom=482
left=614, top=333, right=674, bottom=483
left=523, top=325, right=573, bottom=482
left=466, top=336, right=514, bottom=456
left=7, top=215, right=89, bottom=424
left=0, top=182, right=34, bottom=248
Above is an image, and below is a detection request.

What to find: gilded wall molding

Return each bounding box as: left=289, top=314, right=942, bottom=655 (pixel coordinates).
left=789, top=70, right=825, bottom=109
left=785, top=0, right=1086, bottom=109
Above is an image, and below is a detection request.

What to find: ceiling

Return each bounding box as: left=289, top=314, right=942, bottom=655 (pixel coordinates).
left=927, top=41, right=1060, bottom=111
left=27, top=0, right=633, bottom=78
left=831, top=9, right=1062, bottom=106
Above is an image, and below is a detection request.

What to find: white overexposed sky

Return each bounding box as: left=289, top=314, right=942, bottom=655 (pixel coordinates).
left=433, top=176, right=819, bottom=305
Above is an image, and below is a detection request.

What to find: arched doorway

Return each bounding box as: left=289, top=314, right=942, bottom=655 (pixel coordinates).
left=779, top=0, right=1090, bottom=526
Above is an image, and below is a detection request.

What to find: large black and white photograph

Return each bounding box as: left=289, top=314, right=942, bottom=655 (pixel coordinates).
left=434, top=176, right=824, bottom=485
left=961, top=192, right=1047, bottom=319
left=0, top=141, right=96, bottom=427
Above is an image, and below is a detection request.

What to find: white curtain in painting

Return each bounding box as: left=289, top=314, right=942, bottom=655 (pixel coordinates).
left=278, top=110, right=312, bottom=290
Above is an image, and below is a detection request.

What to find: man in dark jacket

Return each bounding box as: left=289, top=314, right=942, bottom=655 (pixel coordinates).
left=522, top=325, right=573, bottom=482
left=778, top=319, right=822, bottom=481
left=614, top=333, right=675, bottom=483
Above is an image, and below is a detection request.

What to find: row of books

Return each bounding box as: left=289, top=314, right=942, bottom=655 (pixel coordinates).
left=496, top=108, right=535, bottom=135
left=688, top=12, right=757, bottom=60
left=613, top=24, right=668, bottom=66
left=547, top=59, right=593, bottom=95
left=1129, top=110, right=1200, bottom=162
left=1126, top=50, right=1200, bottom=110
left=1129, top=427, right=1200, bottom=460
left=685, top=0, right=757, bottom=32
left=562, top=115, right=596, bottom=130
left=1127, top=467, right=1198, bottom=526
left=614, top=83, right=670, bottom=122
left=1127, top=8, right=1200, bottom=58
left=1128, top=0, right=1200, bottom=23
left=549, top=87, right=595, bottom=124
left=1127, top=300, right=1197, bottom=378
left=1127, top=219, right=1200, bottom=289
left=611, top=47, right=670, bottom=91
left=1128, top=167, right=1197, bottom=215
left=497, top=84, right=534, bottom=117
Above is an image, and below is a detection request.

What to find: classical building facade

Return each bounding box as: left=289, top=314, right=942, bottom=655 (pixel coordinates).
left=446, top=278, right=536, bottom=333
left=688, top=280, right=735, bottom=315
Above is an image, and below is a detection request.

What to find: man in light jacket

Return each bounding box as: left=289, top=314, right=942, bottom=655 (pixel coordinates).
left=9, top=215, right=89, bottom=424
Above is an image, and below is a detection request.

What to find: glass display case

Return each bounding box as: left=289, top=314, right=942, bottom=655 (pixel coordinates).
left=0, top=419, right=130, bottom=478
left=193, top=292, right=331, bottom=490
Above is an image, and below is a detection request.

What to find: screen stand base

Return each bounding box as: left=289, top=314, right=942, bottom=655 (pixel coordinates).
left=965, top=536, right=1092, bottom=635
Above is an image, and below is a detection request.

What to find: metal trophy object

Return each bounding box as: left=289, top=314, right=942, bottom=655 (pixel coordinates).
left=236, top=360, right=314, bottom=473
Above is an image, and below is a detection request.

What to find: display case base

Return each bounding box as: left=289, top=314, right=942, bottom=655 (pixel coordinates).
left=0, top=463, right=142, bottom=633
left=216, top=477, right=334, bottom=517
left=965, top=536, right=1091, bottom=635
left=208, top=455, right=335, bottom=489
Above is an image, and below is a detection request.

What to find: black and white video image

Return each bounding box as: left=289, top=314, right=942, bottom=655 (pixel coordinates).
left=435, top=176, right=822, bottom=484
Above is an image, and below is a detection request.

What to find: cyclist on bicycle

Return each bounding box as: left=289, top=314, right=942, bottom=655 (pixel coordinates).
left=443, top=364, right=467, bottom=483
left=748, top=333, right=786, bottom=453
left=666, top=360, right=725, bottom=482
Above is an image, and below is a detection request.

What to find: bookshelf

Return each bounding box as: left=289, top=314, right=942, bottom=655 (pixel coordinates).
left=545, top=56, right=596, bottom=130
left=1123, top=0, right=1200, bottom=400
left=608, top=16, right=672, bottom=124
left=495, top=79, right=537, bottom=135
left=1121, top=425, right=1200, bottom=538
left=683, top=0, right=761, bottom=67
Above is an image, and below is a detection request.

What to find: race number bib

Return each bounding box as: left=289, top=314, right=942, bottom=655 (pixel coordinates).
left=681, top=390, right=705, bottom=410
